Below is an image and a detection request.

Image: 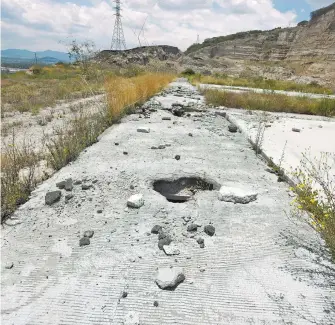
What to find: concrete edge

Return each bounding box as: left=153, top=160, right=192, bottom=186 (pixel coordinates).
left=224, top=110, right=296, bottom=188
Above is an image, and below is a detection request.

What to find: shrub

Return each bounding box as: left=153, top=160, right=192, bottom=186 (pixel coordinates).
left=181, top=68, right=196, bottom=76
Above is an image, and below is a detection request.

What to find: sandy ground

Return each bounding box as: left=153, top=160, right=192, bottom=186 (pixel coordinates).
left=199, top=84, right=335, bottom=99
left=1, top=79, right=334, bottom=325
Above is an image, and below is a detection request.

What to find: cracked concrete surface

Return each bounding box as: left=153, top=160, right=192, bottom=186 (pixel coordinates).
left=1, top=79, right=334, bottom=325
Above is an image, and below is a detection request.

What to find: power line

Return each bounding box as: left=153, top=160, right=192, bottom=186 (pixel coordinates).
left=110, top=0, right=127, bottom=50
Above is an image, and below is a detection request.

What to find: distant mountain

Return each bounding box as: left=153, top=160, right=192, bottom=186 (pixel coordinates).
left=1, top=49, right=71, bottom=62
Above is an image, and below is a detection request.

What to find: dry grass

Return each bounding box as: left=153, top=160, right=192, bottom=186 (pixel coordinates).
left=105, top=73, right=175, bottom=121
left=203, top=89, right=335, bottom=117
left=1, top=64, right=106, bottom=114
left=190, top=74, right=333, bottom=95
left=1, top=72, right=175, bottom=222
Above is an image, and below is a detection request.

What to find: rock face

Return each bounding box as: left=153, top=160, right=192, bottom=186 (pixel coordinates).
left=155, top=267, right=185, bottom=290
left=182, top=4, right=335, bottom=86
left=97, top=45, right=181, bottom=67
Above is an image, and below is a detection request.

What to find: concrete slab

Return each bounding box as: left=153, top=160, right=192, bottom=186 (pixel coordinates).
left=1, top=79, right=334, bottom=325
left=224, top=108, right=335, bottom=190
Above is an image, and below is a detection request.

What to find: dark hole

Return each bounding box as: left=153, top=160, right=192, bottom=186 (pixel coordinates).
left=153, top=177, right=220, bottom=203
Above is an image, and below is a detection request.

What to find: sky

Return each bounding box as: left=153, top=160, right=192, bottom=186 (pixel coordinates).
left=1, top=0, right=334, bottom=52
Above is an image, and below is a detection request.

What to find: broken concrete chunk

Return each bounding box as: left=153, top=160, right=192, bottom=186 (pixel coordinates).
left=158, top=236, right=172, bottom=250
left=155, top=267, right=185, bottom=290
left=228, top=124, right=238, bottom=133
left=137, top=127, right=150, bottom=133
left=45, top=191, right=61, bottom=205
left=127, top=194, right=144, bottom=208
left=5, top=262, right=14, bottom=269
left=65, top=178, right=73, bottom=191
left=163, top=243, right=180, bottom=256
left=84, top=230, right=94, bottom=238
left=79, top=237, right=90, bottom=246
left=204, top=225, right=215, bottom=236
left=218, top=186, right=257, bottom=204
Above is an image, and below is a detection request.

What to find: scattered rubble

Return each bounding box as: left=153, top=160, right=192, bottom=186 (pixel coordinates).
left=218, top=186, right=257, bottom=204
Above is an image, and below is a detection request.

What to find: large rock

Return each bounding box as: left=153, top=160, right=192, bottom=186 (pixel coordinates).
left=218, top=186, right=257, bottom=204
left=155, top=267, right=185, bottom=290
left=45, top=191, right=61, bottom=205
left=127, top=194, right=144, bottom=208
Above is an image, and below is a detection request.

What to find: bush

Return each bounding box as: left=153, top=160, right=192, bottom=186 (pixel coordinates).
left=181, top=68, right=196, bottom=76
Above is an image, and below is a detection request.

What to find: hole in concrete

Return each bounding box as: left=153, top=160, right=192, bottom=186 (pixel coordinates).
left=153, top=177, right=220, bottom=203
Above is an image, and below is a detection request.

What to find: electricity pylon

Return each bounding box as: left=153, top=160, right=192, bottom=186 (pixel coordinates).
left=110, top=0, right=127, bottom=50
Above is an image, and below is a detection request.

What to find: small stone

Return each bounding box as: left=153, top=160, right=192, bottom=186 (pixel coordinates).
left=204, top=225, right=215, bottom=236
left=79, top=237, right=90, bottom=246
left=92, top=179, right=98, bottom=184
left=292, top=128, right=301, bottom=132
left=122, top=291, right=128, bottom=298
left=45, top=191, right=61, bottom=205
left=200, top=267, right=206, bottom=272
left=318, top=125, right=323, bottom=128
left=155, top=267, right=185, bottom=290
left=115, top=142, right=119, bottom=145
left=137, top=127, right=150, bottom=133
left=199, top=243, right=205, bottom=248
left=65, top=194, right=74, bottom=202
left=81, top=184, right=92, bottom=190
left=197, top=237, right=204, bottom=244
left=151, top=146, right=158, bottom=149
left=153, top=301, right=159, bottom=307
left=158, top=236, right=172, bottom=250
left=277, top=176, right=285, bottom=182
left=65, top=178, right=73, bottom=191
left=187, top=224, right=198, bottom=232
left=5, top=262, right=14, bottom=269
left=84, top=230, right=94, bottom=238
left=151, top=225, right=162, bottom=234
left=56, top=181, right=66, bottom=189
left=175, top=155, right=181, bottom=160
left=188, top=133, right=193, bottom=137
left=163, top=243, right=180, bottom=256
left=74, top=180, right=82, bottom=185
left=130, top=185, right=135, bottom=190
left=158, top=145, right=166, bottom=149
left=97, top=209, right=103, bottom=214
left=228, top=124, right=238, bottom=133
left=127, top=194, right=144, bottom=208
left=162, top=117, right=171, bottom=120
left=123, top=151, right=128, bottom=155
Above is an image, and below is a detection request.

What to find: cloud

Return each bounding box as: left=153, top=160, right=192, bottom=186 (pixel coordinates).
left=1, top=0, right=297, bottom=52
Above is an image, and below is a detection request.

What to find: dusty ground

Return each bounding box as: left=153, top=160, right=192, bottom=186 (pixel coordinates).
left=1, top=79, right=334, bottom=325
left=1, top=94, right=105, bottom=152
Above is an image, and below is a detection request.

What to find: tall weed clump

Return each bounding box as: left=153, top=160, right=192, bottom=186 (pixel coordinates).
left=105, top=73, right=175, bottom=121
left=291, top=152, right=335, bottom=260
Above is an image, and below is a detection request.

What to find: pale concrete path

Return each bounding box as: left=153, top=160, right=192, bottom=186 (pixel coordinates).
left=1, top=79, right=334, bottom=325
